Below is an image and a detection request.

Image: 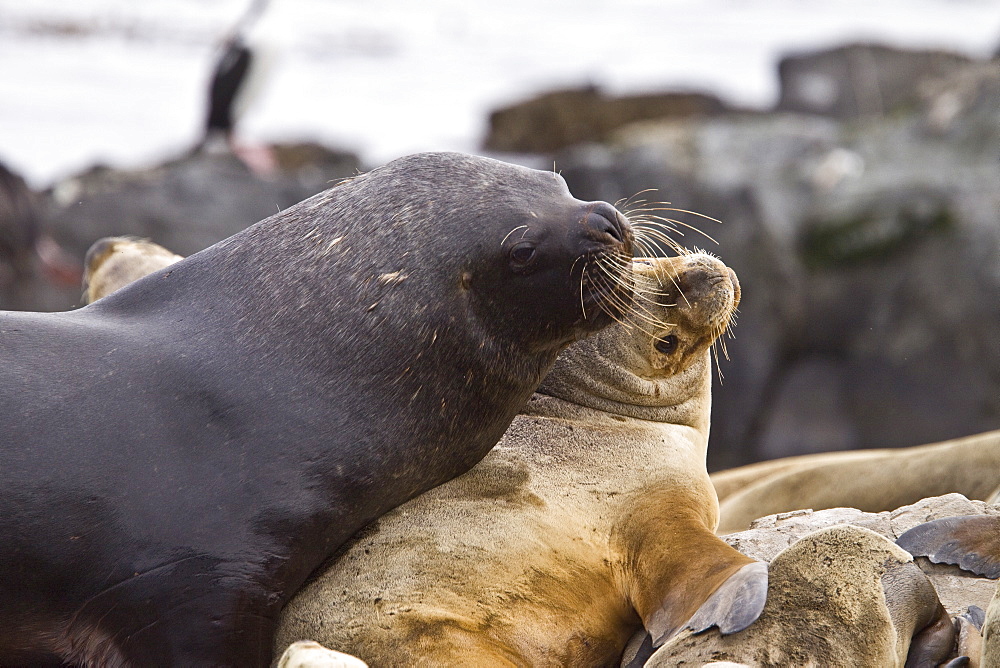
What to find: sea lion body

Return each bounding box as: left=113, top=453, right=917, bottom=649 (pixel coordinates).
left=714, top=429, right=1000, bottom=534
left=277, top=253, right=767, bottom=665
left=82, top=236, right=183, bottom=304
left=0, top=152, right=633, bottom=666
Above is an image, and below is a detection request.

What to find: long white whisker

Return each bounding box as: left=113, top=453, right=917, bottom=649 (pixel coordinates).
left=500, top=225, right=528, bottom=246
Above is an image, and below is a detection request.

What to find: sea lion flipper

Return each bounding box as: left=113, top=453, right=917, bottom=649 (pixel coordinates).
left=962, top=605, right=986, bottom=631
left=683, top=561, right=768, bottom=637
left=277, top=640, right=369, bottom=667
left=896, top=515, right=1000, bottom=578
left=902, top=601, right=959, bottom=668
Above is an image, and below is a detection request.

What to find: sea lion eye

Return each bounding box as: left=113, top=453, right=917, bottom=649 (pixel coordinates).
left=510, top=243, right=537, bottom=268
left=655, top=335, right=678, bottom=355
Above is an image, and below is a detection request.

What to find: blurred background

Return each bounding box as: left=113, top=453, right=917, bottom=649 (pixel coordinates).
left=2, top=0, right=999, bottom=468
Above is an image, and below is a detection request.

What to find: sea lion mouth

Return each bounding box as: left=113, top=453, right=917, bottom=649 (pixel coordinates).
left=577, top=207, right=635, bottom=329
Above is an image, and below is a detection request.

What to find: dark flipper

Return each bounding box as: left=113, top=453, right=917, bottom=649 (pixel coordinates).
left=962, top=605, right=986, bottom=632
left=897, top=515, right=1000, bottom=579
left=904, top=601, right=957, bottom=668
left=622, top=562, right=767, bottom=668
left=683, top=561, right=768, bottom=638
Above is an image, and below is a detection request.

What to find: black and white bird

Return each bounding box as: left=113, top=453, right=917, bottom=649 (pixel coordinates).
left=197, top=0, right=278, bottom=171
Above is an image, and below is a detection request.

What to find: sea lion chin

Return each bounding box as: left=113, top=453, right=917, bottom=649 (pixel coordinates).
left=0, top=152, right=633, bottom=667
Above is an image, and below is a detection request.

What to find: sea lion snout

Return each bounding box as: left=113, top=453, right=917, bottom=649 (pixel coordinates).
left=727, top=267, right=741, bottom=309
left=666, top=255, right=740, bottom=317
left=581, top=201, right=633, bottom=252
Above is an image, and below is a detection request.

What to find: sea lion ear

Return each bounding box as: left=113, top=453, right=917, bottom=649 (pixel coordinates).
left=896, top=515, right=1000, bottom=579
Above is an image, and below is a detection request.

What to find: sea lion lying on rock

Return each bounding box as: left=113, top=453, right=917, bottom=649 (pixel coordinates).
left=275, top=251, right=766, bottom=665
left=712, top=429, right=1000, bottom=534
left=0, top=152, right=635, bottom=666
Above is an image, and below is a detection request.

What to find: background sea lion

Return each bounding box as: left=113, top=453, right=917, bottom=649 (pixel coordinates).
left=644, top=525, right=959, bottom=667
left=713, top=429, right=1000, bottom=534
left=0, top=152, right=634, bottom=666
left=276, top=252, right=767, bottom=665
left=82, top=236, right=183, bottom=304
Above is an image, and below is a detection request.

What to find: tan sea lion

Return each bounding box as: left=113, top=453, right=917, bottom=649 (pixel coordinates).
left=986, top=586, right=1000, bottom=667
left=276, top=252, right=768, bottom=665
left=81, top=236, right=183, bottom=304
left=644, top=525, right=959, bottom=667
left=714, top=429, right=1000, bottom=534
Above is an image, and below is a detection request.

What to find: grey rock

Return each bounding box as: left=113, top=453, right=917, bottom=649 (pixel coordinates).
left=557, top=51, right=1000, bottom=466
left=723, top=493, right=1000, bottom=616
left=776, top=42, right=975, bottom=119
left=30, top=143, right=360, bottom=312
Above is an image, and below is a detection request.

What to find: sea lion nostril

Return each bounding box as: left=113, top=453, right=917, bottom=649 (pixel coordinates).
left=585, top=202, right=628, bottom=244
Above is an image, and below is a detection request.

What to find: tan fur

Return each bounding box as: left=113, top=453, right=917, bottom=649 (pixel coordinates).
left=82, top=236, right=182, bottom=304
left=714, top=429, right=1000, bottom=534
left=985, top=583, right=1000, bottom=668
left=645, top=525, right=950, bottom=667
left=275, top=253, right=754, bottom=665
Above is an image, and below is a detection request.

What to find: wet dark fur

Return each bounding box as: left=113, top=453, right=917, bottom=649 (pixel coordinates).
left=0, top=152, right=632, bottom=666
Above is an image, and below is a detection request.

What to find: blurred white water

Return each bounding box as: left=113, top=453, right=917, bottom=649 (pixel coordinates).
left=1, top=0, right=998, bottom=186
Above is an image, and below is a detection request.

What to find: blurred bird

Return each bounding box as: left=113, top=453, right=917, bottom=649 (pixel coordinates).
left=197, top=0, right=278, bottom=173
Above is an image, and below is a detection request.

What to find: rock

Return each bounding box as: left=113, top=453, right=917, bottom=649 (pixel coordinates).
left=483, top=86, right=732, bottom=154
left=32, top=142, right=360, bottom=311
left=725, top=493, right=1000, bottom=617
left=0, top=161, right=41, bottom=309
left=775, top=42, right=975, bottom=119
left=0, top=161, right=84, bottom=311
left=555, top=51, right=1000, bottom=465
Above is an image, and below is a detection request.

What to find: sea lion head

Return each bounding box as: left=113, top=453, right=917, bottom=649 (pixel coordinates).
left=629, top=251, right=741, bottom=377
left=252, top=152, right=637, bottom=358
left=82, top=236, right=183, bottom=304
left=431, top=154, right=636, bottom=352
left=538, top=251, right=740, bottom=421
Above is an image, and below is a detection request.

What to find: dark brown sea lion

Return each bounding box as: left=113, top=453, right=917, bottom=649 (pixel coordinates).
left=276, top=252, right=767, bottom=666
left=0, top=152, right=633, bottom=667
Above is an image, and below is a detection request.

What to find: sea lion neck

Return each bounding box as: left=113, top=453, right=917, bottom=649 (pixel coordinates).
left=537, top=337, right=712, bottom=429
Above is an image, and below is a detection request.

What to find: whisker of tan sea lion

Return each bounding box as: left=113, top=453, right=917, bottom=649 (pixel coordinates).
left=712, top=340, right=726, bottom=384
